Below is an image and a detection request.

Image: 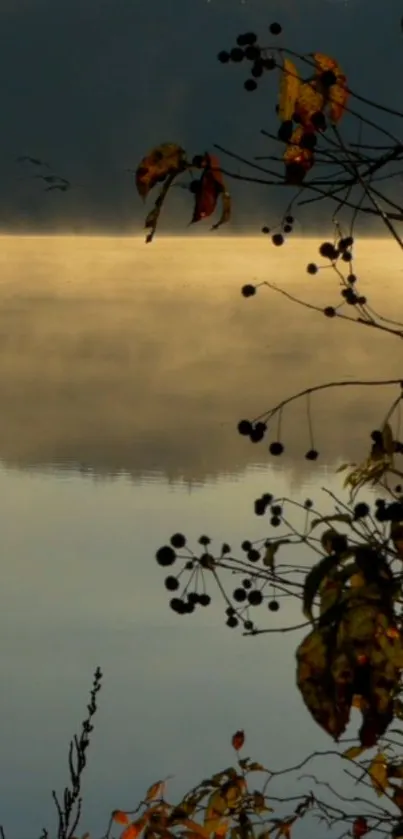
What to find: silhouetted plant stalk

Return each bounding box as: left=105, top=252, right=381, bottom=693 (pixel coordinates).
left=51, top=666, right=103, bottom=839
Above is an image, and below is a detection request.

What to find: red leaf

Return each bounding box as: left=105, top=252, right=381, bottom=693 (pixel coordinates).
left=353, top=818, right=368, bottom=839
left=231, top=730, right=245, bottom=751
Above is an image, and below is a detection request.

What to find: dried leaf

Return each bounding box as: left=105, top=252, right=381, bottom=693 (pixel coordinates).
left=145, top=781, right=166, bottom=802
left=232, top=730, right=245, bottom=751
left=283, top=126, right=314, bottom=183
left=211, top=191, right=231, bottom=231
left=302, top=554, right=341, bottom=621
left=278, top=59, right=300, bottom=122
left=382, top=423, right=395, bottom=458
left=309, top=514, right=351, bottom=532
left=342, top=745, right=366, bottom=760
left=352, top=818, right=368, bottom=839
left=113, top=812, right=130, bottom=826
left=369, top=752, right=389, bottom=796
left=136, top=143, right=186, bottom=199
left=144, top=172, right=179, bottom=243
left=328, top=75, right=349, bottom=124
left=121, top=818, right=147, bottom=839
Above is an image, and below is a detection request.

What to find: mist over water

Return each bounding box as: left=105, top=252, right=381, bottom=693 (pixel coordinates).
left=0, top=234, right=401, bottom=839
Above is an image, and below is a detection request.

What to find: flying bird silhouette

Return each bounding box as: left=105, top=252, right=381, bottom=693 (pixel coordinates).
left=34, top=175, right=71, bottom=185
left=16, top=156, right=50, bottom=168
left=45, top=183, right=71, bottom=192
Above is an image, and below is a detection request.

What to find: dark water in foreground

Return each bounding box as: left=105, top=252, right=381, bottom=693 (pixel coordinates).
left=0, top=236, right=401, bottom=837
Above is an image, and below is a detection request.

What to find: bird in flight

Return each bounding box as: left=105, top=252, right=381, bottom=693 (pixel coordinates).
left=45, top=183, right=71, bottom=192
left=34, top=175, right=71, bottom=186
left=16, top=156, right=50, bottom=168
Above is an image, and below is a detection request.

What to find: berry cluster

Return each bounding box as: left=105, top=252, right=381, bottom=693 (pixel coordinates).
left=217, top=23, right=282, bottom=93
left=237, top=419, right=319, bottom=462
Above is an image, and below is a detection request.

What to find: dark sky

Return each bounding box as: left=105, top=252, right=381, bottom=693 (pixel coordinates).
left=1, top=0, right=402, bottom=232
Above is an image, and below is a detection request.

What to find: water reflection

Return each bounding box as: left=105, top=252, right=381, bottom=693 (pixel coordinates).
left=0, top=235, right=400, bottom=484
left=0, top=236, right=401, bottom=839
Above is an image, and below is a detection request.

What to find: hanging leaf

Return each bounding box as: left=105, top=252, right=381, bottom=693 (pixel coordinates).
left=309, top=514, right=352, bottom=533
left=342, top=744, right=366, bottom=760
left=328, top=75, right=349, bottom=124
left=252, top=792, right=272, bottom=814
left=232, top=730, right=245, bottom=751
left=278, top=59, right=300, bottom=121
left=144, top=171, right=179, bottom=243
left=352, top=818, right=368, bottom=839
left=263, top=540, right=290, bottom=571
left=302, top=553, right=342, bottom=621
left=369, top=752, right=389, bottom=796
left=275, top=818, right=296, bottom=839
left=294, top=82, right=324, bottom=129
left=283, top=126, right=314, bottom=184
left=136, top=143, right=187, bottom=199
left=191, top=165, right=223, bottom=225
left=211, top=191, right=231, bottom=231
left=296, top=625, right=351, bottom=740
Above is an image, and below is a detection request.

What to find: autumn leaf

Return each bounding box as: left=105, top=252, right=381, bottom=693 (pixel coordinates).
left=144, top=171, right=179, bottom=244
left=136, top=143, right=186, bottom=199
left=342, top=744, right=366, bottom=760
left=121, top=818, right=147, bottom=839
left=113, top=812, right=130, bottom=826
left=145, top=780, right=166, bottom=802
left=369, top=752, right=389, bottom=796
left=275, top=818, right=296, bottom=839
left=302, top=553, right=342, bottom=621
left=211, top=191, right=231, bottom=231
left=190, top=169, right=223, bottom=225
left=293, top=82, right=324, bottom=128
left=278, top=59, right=300, bottom=122
left=353, top=817, right=368, bottom=839
left=232, top=730, right=245, bottom=751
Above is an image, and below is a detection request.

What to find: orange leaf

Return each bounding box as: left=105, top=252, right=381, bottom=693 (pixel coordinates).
left=231, top=730, right=245, bottom=751
left=136, top=143, right=186, bottom=199
left=121, top=817, right=146, bottom=839
left=113, top=812, right=130, bottom=826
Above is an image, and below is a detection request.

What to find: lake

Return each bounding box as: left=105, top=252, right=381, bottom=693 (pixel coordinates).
left=0, top=234, right=401, bottom=838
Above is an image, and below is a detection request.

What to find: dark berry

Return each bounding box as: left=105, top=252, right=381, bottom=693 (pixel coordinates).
left=268, top=599, right=280, bottom=611
left=371, top=430, right=382, bottom=443
left=156, top=546, right=176, bottom=566
left=185, top=560, right=194, bottom=570
left=241, top=540, right=252, bottom=551
left=248, top=590, right=263, bottom=606
left=247, top=548, right=260, bottom=562
left=262, top=493, right=273, bottom=504
left=263, top=56, right=276, bottom=70
left=233, top=587, right=247, bottom=602
left=170, top=532, right=186, bottom=549
left=243, top=579, right=252, bottom=589
left=324, top=306, right=336, bottom=318
left=185, top=600, right=195, bottom=613
left=271, top=516, right=281, bottom=527
left=285, top=162, right=307, bottom=185
left=305, top=449, right=319, bottom=460
left=244, top=79, right=258, bottom=92
left=339, top=236, right=354, bottom=249
left=311, top=111, right=326, bottom=131
left=251, top=61, right=264, bottom=78
left=226, top=606, right=236, bottom=616
left=226, top=616, right=239, bottom=628
left=396, top=485, right=403, bottom=493
left=245, top=45, right=260, bottom=61
left=170, top=598, right=187, bottom=614
left=244, top=620, right=254, bottom=630
left=261, top=225, right=270, bottom=234
left=192, top=155, right=204, bottom=167
left=230, top=47, right=245, bottom=63
left=237, top=32, right=257, bottom=46
left=165, top=576, right=179, bottom=591
left=272, top=233, right=284, bottom=247
left=341, top=251, right=352, bottom=262
left=354, top=502, right=370, bottom=519
left=221, top=543, right=231, bottom=554
left=307, top=263, right=318, bottom=275
left=218, top=51, right=230, bottom=63
left=254, top=498, right=266, bottom=516
left=269, top=441, right=284, bottom=456
left=271, top=505, right=282, bottom=516
left=278, top=120, right=294, bottom=143
left=319, top=241, right=338, bottom=260
left=238, top=419, right=253, bottom=436
left=198, top=535, right=211, bottom=546
left=347, top=273, right=357, bottom=284
left=358, top=296, right=367, bottom=305
left=283, top=223, right=292, bottom=233
left=300, top=132, right=317, bottom=150
left=304, top=498, right=313, bottom=508
left=189, top=179, right=200, bottom=194
left=199, top=593, right=211, bottom=606
left=285, top=215, right=294, bottom=224
left=187, top=592, right=199, bottom=605
left=250, top=422, right=267, bottom=442
left=200, top=553, right=214, bottom=568
left=320, top=69, right=337, bottom=88
left=242, top=284, right=256, bottom=297
left=269, top=22, right=282, bottom=35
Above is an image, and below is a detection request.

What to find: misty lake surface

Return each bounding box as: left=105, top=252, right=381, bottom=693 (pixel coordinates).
left=1, top=235, right=402, bottom=838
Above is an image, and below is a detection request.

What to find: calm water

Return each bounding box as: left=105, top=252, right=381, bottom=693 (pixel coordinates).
left=0, top=235, right=401, bottom=838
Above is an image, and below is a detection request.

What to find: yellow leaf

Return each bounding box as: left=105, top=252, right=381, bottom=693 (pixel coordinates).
left=136, top=143, right=186, bottom=199
left=343, top=745, right=366, bottom=760
left=350, top=573, right=365, bottom=588
left=278, top=60, right=300, bottom=122
left=369, top=752, right=389, bottom=796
